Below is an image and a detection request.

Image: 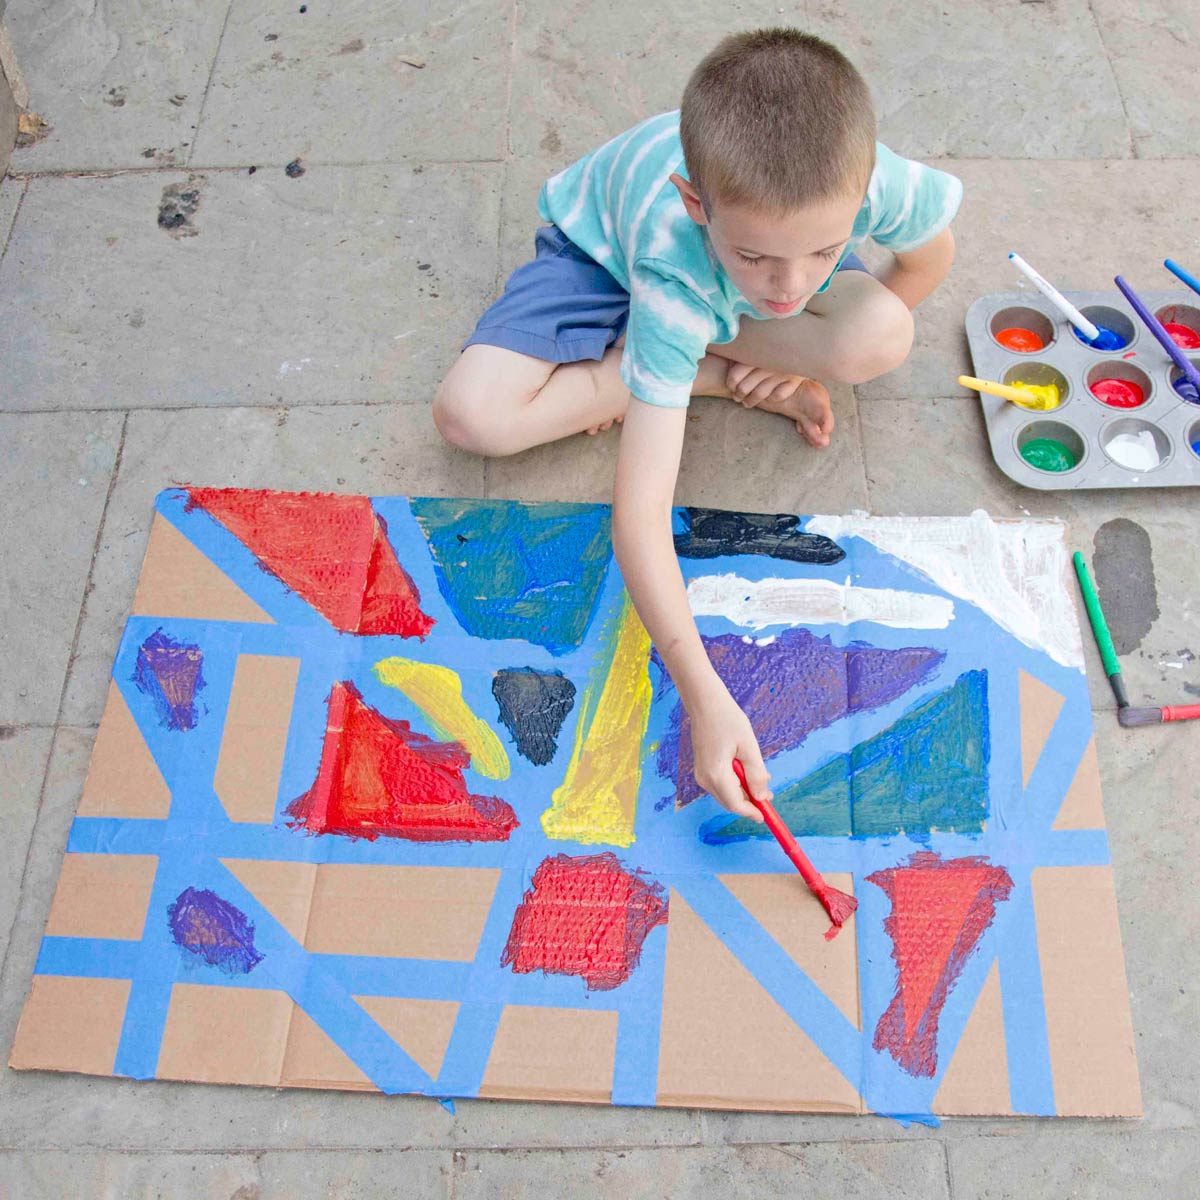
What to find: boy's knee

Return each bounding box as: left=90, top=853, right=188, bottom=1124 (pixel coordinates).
left=433, top=376, right=514, bottom=457
left=828, top=290, right=914, bottom=385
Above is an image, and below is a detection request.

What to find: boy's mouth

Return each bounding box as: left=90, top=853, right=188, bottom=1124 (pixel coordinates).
left=762, top=297, right=804, bottom=315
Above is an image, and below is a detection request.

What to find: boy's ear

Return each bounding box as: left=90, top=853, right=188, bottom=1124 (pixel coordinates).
left=669, top=172, right=709, bottom=226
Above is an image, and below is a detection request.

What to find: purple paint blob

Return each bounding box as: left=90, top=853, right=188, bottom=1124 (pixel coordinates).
left=167, top=887, right=263, bottom=974
left=653, top=629, right=945, bottom=807
left=134, top=629, right=205, bottom=730
left=1173, top=376, right=1200, bottom=404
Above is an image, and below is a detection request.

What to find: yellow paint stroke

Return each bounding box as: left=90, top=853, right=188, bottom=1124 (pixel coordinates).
left=541, top=593, right=653, bottom=848
left=373, top=657, right=510, bottom=780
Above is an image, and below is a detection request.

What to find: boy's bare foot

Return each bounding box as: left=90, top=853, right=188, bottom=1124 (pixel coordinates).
left=586, top=414, right=624, bottom=435
left=725, top=361, right=834, bottom=448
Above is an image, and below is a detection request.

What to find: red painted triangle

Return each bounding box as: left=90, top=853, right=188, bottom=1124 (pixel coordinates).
left=286, top=682, right=517, bottom=843
left=187, top=488, right=432, bottom=637
left=890, top=866, right=994, bottom=1042
left=868, top=851, right=1012, bottom=1077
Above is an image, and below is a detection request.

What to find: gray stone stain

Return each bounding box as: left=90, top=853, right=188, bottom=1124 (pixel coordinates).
left=1093, top=518, right=1160, bottom=656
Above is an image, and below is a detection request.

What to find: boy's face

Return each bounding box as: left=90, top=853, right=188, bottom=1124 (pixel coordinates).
left=671, top=174, right=863, bottom=318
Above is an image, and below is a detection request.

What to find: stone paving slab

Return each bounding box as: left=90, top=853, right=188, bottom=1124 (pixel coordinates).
left=1090, top=0, right=1200, bottom=159
left=57, top=403, right=484, bottom=728
left=3, top=0, right=227, bottom=174
left=0, top=175, right=22, bottom=255
left=857, top=159, right=1200, bottom=402
left=0, top=728, right=52, bottom=963
left=947, top=1129, right=1197, bottom=1199
left=455, top=1141, right=950, bottom=1200
left=858, top=396, right=1200, bottom=711
left=510, top=0, right=1129, bottom=162
left=189, top=0, right=509, bottom=168
left=0, top=164, right=500, bottom=412
left=0, top=412, right=123, bottom=725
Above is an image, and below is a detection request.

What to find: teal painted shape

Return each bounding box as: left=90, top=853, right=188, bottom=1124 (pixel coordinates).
left=703, top=670, right=990, bottom=843
left=411, top=498, right=612, bottom=654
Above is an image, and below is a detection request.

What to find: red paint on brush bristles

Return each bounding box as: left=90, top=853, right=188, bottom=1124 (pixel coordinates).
left=501, top=852, right=668, bottom=991
left=867, top=851, right=1012, bottom=1078
left=731, top=759, right=857, bottom=940
left=287, top=681, right=518, bottom=842
left=187, top=487, right=434, bottom=637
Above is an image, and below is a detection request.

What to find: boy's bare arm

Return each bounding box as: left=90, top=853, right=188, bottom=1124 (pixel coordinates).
left=613, top=398, right=768, bottom=821
left=877, top=226, right=956, bottom=310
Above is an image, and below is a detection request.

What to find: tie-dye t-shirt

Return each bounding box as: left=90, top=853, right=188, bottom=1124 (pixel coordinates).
left=538, top=110, right=962, bottom=409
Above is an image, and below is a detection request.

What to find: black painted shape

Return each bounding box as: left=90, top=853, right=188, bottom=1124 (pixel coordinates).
left=673, top=507, right=846, bottom=564
left=492, top=668, right=577, bottom=766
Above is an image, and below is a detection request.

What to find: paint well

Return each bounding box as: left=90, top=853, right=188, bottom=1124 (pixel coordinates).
left=685, top=573, right=955, bottom=632
left=1163, top=322, right=1200, bottom=350
left=994, top=326, right=1043, bottom=353
left=167, top=887, right=263, bottom=974
left=806, top=512, right=1086, bottom=670
left=703, top=670, right=990, bottom=842
left=654, top=629, right=944, bottom=808
left=287, top=681, right=518, bottom=843
left=674, top=507, right=846, bottom=564
left=868, top=851, right=1013, bottom=1078
left=1104, top=430, right=1161, bottom=471
left=501, top=852, right=668, bottom=991
left=492, top=668, right=576, bottom=766
left=1072, top=325, right=1126, bottom=351
left=1089, top=377, right=1145, bottom=408
left=541, top=595, right=652, bottom=847
left=133, top=629, right=205, bottom=730
left=1020, top=437, right=1077, bottom=472
left=373, top=656, right=510, bottom=779
left=411, top=498, right=611, bottom=654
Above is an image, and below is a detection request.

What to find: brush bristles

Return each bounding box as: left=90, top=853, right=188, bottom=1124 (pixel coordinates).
left=1118, top=706, right=1162, bottom=727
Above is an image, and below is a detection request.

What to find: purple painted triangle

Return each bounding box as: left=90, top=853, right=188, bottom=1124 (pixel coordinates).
left=133, top=629, right=205, bottom=731
left=653, top=629, right=944, bottom=807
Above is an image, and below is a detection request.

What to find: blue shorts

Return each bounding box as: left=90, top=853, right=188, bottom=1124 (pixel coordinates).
left=464, top=224, right=871, bottom=365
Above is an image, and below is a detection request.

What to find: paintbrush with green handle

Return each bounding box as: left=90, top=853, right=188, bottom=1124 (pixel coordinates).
left=1072, top=551, right=1128, bottom=709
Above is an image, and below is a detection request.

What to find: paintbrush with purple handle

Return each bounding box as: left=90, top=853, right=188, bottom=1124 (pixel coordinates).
left=1114, top=275, right=1200, bottom=402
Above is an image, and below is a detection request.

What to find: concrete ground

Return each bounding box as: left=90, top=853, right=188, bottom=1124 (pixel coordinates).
left=1, top=1, right=1199, bottom=1196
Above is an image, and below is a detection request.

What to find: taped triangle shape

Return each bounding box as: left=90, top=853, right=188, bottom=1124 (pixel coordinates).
left=78, top=682, right=171, bottom=819
left=133, top=514, right=272, bottom=624
left=656, top=890, right=861, bottom=1112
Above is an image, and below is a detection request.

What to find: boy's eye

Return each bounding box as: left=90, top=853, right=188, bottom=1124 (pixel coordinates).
left=819, top=246, right=843, bottom=262
left=736, top=252, right=762, bottom=266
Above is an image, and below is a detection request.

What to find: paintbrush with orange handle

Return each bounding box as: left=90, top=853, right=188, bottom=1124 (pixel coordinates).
left=1118, top=703, right=1200, bottom=728
left=731, top=759, right=857, bottom=941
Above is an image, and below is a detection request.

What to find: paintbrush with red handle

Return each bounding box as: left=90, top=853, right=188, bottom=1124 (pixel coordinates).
left=731, top=759, right=857, bottom=940
left=1118, top=703, right=1200, bottom=728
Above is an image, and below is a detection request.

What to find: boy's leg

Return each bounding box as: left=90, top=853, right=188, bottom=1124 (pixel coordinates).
left=712, top=271, right=914, bottom=385
left=433, top=344, right=733, bottom=458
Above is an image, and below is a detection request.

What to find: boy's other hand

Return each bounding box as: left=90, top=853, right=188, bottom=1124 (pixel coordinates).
left=724, top=361, right=834, bottom=449
left=689, top=687, right=769, bottom=822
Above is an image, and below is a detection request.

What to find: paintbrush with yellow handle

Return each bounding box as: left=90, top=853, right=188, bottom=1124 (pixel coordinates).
left=959, top=374, right=1061, bottom=411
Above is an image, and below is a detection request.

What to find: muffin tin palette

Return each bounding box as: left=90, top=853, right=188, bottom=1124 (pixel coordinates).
left=964, top=289, right=1200, bottom=490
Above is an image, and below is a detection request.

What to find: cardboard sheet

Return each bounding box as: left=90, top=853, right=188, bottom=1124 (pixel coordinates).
left=10, top=490, right=1141, bottom=1117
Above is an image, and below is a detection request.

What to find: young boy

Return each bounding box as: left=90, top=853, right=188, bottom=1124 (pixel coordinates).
left=433, top=28, right=960, bottom=824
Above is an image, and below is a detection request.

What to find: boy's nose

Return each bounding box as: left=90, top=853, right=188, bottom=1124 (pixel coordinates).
left=771, top=265, right=809, bottom=301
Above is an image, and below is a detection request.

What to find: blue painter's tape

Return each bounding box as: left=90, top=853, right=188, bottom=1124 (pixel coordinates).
left=996, top=866, right=1056, bottom=1115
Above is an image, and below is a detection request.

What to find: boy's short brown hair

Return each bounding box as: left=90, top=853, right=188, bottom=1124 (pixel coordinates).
left=680, top=28, right=876, bottom=214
